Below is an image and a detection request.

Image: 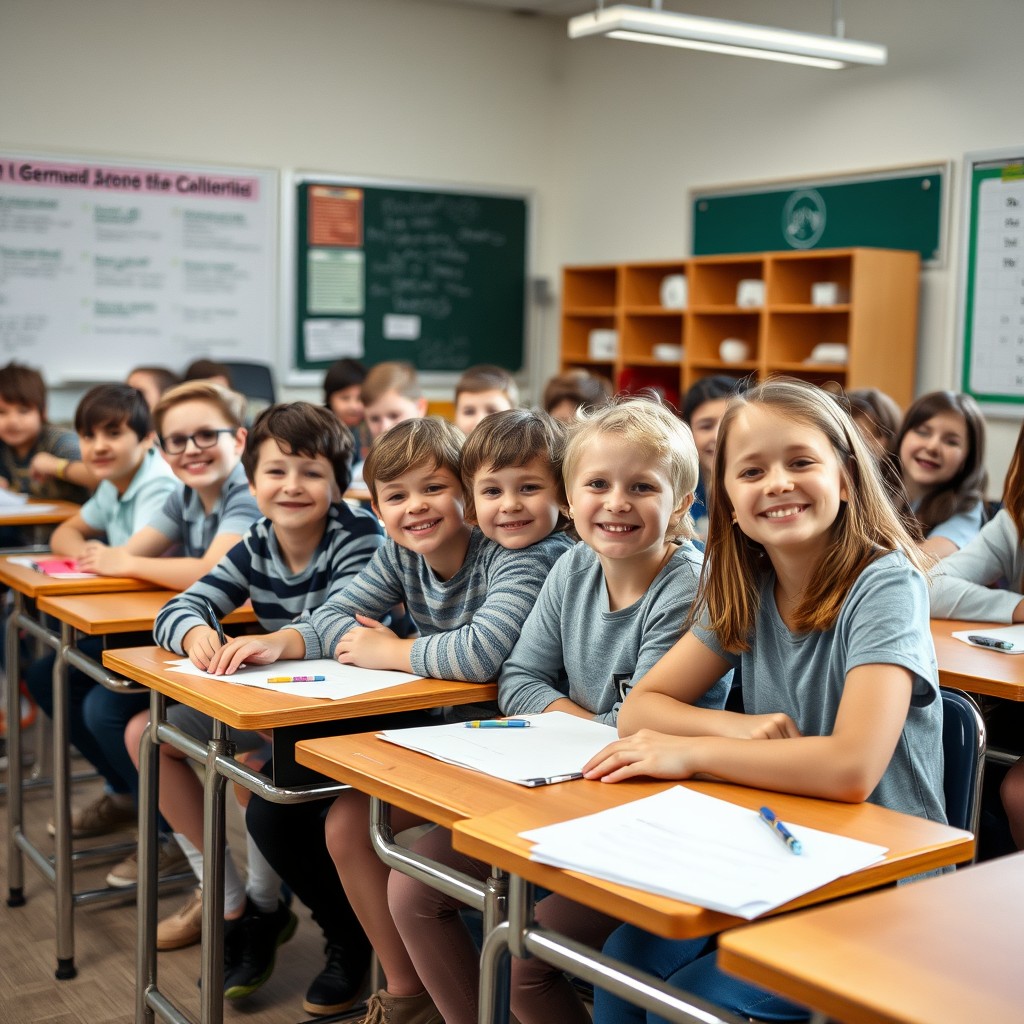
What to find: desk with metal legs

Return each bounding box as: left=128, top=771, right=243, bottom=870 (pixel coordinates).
left=104, top=646, right=497, bottom=1024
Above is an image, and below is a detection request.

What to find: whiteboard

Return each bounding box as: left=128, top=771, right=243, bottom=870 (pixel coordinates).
left=0, top=151, right=278, bottom=385
left=956, top=146, right=1024, bottom=413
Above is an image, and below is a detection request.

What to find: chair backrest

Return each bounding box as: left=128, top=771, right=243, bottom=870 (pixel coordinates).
left=941, top=688, right=986, bottom=838
left=220, top=361, right=276, bottom=406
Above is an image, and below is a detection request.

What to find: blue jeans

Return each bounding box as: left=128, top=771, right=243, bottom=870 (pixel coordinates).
left=592, top=924, right=808, bottom=1023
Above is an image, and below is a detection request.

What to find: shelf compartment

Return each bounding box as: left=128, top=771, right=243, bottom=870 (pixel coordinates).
left=561, top=314, right=617, bottom=362
left=689, top=258, right=765, bottom=307
left=617, top=363, right=681, bottom=409
left=689, top=313, right=761, bottom=363
left=622, top=262, right=688, bottom=309
left=563, top=266, right=618, bottom=310
left=621, top=312, right=684, bottom=361
left=767, top=253, right=853, bottom=306
left=764, top=311, right=850, bottom=364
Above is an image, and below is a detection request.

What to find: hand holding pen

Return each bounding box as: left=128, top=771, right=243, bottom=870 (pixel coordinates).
left=181, top=598, right=231, bottom=671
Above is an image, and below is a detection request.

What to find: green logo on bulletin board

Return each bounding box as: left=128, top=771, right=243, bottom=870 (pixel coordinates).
left=781, top=190, right=827, bottom=249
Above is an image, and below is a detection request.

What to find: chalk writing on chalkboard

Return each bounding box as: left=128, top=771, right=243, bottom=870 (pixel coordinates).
left=293, top=178, right=528, bottom=374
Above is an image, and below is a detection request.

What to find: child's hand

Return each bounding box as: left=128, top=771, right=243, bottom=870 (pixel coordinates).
left=335, top=614, right=401, bottom=670
left=582, top=729, right=697, bottom=783
left=738, top=712, right=800, bottom=740
left=28, top=451, right=61, bottom=482
left=76, top=540, right=127, bottom=578
left=182, top=625, right=226, bottom=671
left=205, top=634, right=286, bottom=676
left=0, top=477, right=9, bottom=490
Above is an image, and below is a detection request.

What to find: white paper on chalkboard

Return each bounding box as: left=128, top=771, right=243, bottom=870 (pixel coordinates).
left=0, top=150, right=278, bottom=385
left=303, top=319, right=365, bottom=361
left=383, top=314, right=421, bottom=341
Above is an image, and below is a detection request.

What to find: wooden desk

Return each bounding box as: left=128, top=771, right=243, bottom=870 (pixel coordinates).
left=932, top=619, right=1024, bottom=701
left=718, top=851, right=1024, bottom=1024
left=0, top=498, right=81, bottom=528
left=108, top=647, right=496, bottom=1024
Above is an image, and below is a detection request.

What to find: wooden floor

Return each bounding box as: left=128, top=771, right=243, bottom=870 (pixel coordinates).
left=0, top=754, right=358, bottom=1024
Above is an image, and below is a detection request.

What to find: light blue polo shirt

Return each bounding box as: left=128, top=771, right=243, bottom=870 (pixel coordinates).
left=79, top=446, right=179, bottom=546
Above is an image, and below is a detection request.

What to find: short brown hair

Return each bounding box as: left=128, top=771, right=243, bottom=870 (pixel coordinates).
left=242, top=402, right=355, bottom=492
left=128, top=365, right=181, bottom=398
left=0, top=362, right=47, bottom=417
left=455, top=364, right=520, bottom=407
left=152, top=381, right=247, bottom=437
left=361, top=361, right=422, bottom=407
left=76, top=383, right=152, bottom=439
left=183, top=358, right=232, bottom=385
left=460, top=408, right=568, bottom=522
left=363, top=417, right=463, bottom=505
left=542, top=369, right=612, bottom=417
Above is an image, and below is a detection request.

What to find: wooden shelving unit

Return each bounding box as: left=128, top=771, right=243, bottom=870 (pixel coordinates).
left=559, top=248, right=921, bottom=409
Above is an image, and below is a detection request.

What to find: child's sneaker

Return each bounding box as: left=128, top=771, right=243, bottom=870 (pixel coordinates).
left=157, top=887, right=203, bottom=950
left=302, top=941, right=369, bottom=1015
left=355, top=989, right=443, bottom=1024
left=223, top=898, right=298, bottom=1000
left=46, top=792, right=136, bottom=838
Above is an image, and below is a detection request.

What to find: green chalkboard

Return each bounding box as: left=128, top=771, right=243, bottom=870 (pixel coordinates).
left=293, top=177, right=528, bottom=374
left=692, top=167, right=945, bottom=263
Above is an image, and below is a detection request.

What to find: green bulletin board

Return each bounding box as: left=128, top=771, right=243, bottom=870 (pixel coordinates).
left=957, top=149, right=1024, bottom=411
left=292, top=176, right=528, bottom=375
left=692, top=165, right=945, bottom=263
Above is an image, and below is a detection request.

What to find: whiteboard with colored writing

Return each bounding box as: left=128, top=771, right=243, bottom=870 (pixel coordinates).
left=0, top=151, right=278, bottom=384
left=957, top=147, right=1024, bottom=411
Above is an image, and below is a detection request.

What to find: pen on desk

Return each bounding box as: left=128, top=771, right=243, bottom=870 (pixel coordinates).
left=266, top=676, right=326, bottom=684
left=967, top=634, right=1015, bottom=652
left=464, top=719, right=530, bottom=728
left=523, top=772, right=583, bottom=786
left=201, top=598, right=227, bottom=645
left=759, top=806, right=803, bottom=855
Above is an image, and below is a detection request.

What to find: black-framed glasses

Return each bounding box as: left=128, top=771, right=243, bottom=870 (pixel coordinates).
left=159, top=428, right=236, bottom=455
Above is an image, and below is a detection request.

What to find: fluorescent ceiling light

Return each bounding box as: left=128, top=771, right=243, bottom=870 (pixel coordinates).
left=568, top=5, right=887, bottom=70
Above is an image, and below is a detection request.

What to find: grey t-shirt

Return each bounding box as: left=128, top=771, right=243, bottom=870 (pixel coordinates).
left=694, top=550, right=946, bottom=824
left=499, top=541, right=731, bottom=726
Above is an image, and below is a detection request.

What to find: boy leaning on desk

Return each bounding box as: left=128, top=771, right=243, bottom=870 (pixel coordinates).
left=140, top=401, right=386, bottom=1011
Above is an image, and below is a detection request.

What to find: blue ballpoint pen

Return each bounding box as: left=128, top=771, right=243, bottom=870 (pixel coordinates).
left=759, top=806, right=803, bottom=855
left=464, top=719, right=530, bottom=728
left=202, top=598, right=227, bottom=645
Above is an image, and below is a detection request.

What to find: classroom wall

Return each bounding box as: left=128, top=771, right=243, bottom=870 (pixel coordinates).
left=2, top=0, right=1020, bottom=488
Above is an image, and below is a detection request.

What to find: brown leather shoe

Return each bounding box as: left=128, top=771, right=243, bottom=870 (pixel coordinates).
left=157, top=888, right=203, bottom=951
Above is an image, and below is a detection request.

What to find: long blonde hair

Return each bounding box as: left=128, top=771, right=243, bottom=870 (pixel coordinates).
left=698, top=378, right=929, bottom=651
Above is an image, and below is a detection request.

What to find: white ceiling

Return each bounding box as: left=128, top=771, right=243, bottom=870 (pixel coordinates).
left=429, top=0, right=594, bottom=16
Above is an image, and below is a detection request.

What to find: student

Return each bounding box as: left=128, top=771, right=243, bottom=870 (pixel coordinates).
left=183, top=357, right=233, bottom=389
left=126, top=365, right=181, bottom=412
left=25, top=384, right=178, bottom=840
left=209, top=414, right=572, bottom=1023
left=140, top=401, right=385, bottom=1005
left=389, top=397, right=732, bottom=1024
left=323, top=357, right=370, bottom=456
left=681, top=375, right=748, bottom=542
left=542, top=368, right=613, bottom=423
left=453, top=363, right=519, bottom=435
left=893, top=390, right=987, bottom=557
left=71, top=381, right=260, bottom=885
left=0, top=360, right=92, bottom=506
left=360, top=360, right=428, bottom=439
left=845, top=386, right=902, bottom=461
left=579, top=378, right=945, bottom=1023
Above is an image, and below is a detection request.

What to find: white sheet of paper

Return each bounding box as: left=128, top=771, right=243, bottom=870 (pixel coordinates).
left=0, top=490, right=29, bottom=508
left=522, top=786, right=892, bottom=919
left=952, top=625, right=1024, bottom=654
left=378, top=711, right=617, bottom=786
left=166, top=658, right=422, bottom=700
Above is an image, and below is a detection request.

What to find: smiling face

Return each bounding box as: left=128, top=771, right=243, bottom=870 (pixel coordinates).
left=455, top=389, right=514, bottom=436
left=0, top=397, right=43, bottom=458
left=470, top=456, right=561, bottom=550
left=329, top=385, right=365, bottom=430
left=158, top=399, right=245, bottom=503
left=79, top=418, right=154, bottom=492
left=722, top=405, right=846, bottom=565
left=688, top=397, right=730, bottom=479
left=898, top=409, right=969, bottom=501
left=567, top=435, right=682, bottom=571
left=363, top=389, right=427, bottom=439
left=250, top=437, right=338, bottom=538
left=372, top=462, right=471, bottom=578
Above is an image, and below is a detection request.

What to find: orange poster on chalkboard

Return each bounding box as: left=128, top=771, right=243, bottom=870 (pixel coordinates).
left=309, top=186, right=363, bottom=247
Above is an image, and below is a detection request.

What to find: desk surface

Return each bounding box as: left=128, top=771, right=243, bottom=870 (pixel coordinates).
left=932, top=619, right=1024, bottom=701
left=0, top=554, right=159, bottom=598
left=718, top=851, right=1024, bottom=1024
left=37, top=591, right=257, bottom=636
left=295, top=731, right=974, bottom=939
left=0, top=498, right=81, bottom=526
left=103, top=646, right=497, bottom=731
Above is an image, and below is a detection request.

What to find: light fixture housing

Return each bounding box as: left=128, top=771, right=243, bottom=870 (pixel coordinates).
left=568, top=5, right=887, bottom=70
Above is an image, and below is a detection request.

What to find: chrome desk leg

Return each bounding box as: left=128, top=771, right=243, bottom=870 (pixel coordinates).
left=200, top=719, right=233, bottom=1024
left=52, top=621, right=76, bottom=979
left=5, top=592, right=26, bottom=906
left=136, top=688, right=165, bottom=1024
